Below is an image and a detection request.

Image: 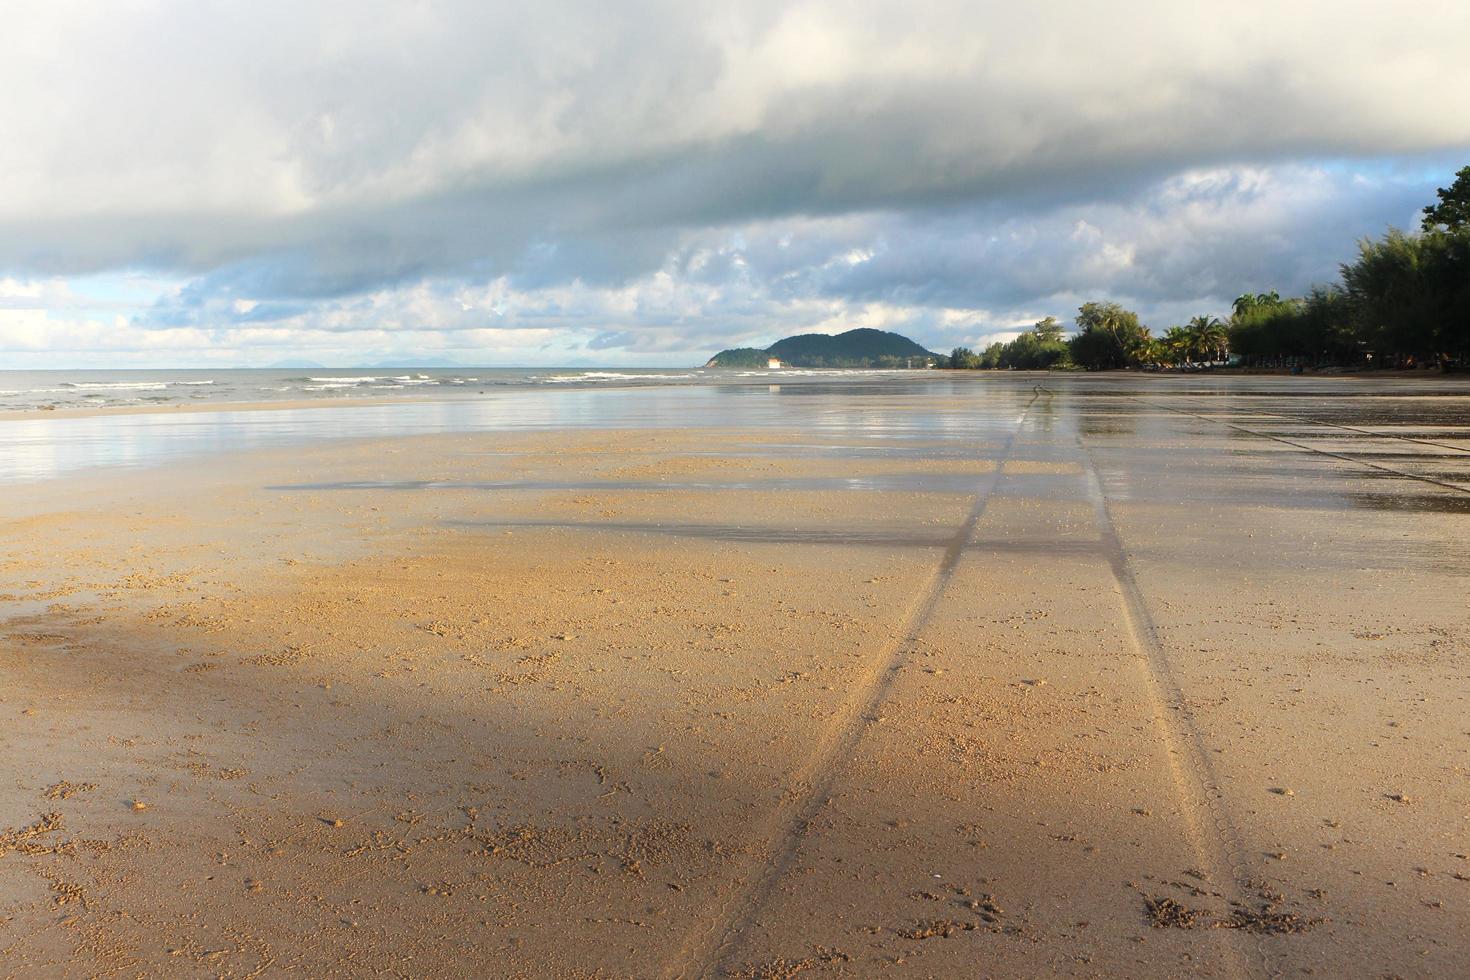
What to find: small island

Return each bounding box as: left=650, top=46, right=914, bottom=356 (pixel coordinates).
left=705, top=328, right=940, bottom=369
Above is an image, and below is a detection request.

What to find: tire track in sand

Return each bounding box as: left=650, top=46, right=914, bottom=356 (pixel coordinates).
left=664, top=402, right=1036, bottom=980
left=1131, top=395, right=1470, bottom=495
left=1081, top=441, right=1266, bottom=980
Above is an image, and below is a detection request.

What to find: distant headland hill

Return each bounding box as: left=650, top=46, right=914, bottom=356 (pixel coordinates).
left=705, top=328, right=941, bottom=369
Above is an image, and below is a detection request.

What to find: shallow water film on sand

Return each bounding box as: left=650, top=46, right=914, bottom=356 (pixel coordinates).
left=2, top=374, right=1468, bottom=977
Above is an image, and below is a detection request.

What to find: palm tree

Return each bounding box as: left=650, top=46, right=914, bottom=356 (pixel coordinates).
left=1187, top=315, right=1229, bottom=362
left=1232, top=292, right=1282, bottom=322
left=1162, top=326, right=1193, bottom=366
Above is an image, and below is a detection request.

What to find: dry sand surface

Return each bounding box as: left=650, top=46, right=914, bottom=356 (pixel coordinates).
left=2, top=380, right=1469, bottom=978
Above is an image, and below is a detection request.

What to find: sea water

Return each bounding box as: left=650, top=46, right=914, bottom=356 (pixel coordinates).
left=2, top=372, right=1468, bottom=488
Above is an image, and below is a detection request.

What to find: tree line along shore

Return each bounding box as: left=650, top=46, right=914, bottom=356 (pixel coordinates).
left=947, top=166, right=1470, bottom=373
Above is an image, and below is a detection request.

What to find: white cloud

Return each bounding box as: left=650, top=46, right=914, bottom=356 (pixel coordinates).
left=0, top=2, right=1467, bottom=363
left=0, top=160, right=1454, bottom=366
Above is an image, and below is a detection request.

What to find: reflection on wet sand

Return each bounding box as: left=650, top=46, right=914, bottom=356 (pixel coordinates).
left=1, top=375, right=1468, bottom=977
left=6, top=373, right=1470, bottom=486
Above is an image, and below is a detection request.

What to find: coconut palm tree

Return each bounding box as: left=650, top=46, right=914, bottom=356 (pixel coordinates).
left=1162, top=326, right=1193, bottom=366
left=1187, top=315, right=1229, bottom=362
left=1136, top=338, right=1168, bottom=368
left=1232, top=292, right=1282, bottom=322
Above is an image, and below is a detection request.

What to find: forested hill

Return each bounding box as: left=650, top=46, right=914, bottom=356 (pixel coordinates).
left=705, top=328, right=940, bottom=368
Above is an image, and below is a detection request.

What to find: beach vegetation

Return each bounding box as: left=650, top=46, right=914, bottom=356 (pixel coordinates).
left=953, top=318, right=1072, bottom=370
left=708, top=328, right=940, bottom=368
left=948, top=347, right=981, bottom=369
left=1422, top=165, right=1470, bottom=232
left=1067, top=302, right=1150, bottom=370
left=940, top=164, right=1470, bottom=373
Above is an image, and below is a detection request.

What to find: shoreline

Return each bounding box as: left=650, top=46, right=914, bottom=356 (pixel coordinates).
left=5, top=368, right=1470, bottom=424
left=0, top=393, right=449, bottom=422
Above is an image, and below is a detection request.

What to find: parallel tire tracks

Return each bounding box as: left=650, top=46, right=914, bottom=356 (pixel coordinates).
left=1081, top=442, right=1267, bottom=979
left=1173, top=395, right=1470, bottom=457
left=1131, top=396, right=1470, bottom=496
left=1096, top=390, right=1470, bottom=976
left=664, top=401, right=1036, bottom=979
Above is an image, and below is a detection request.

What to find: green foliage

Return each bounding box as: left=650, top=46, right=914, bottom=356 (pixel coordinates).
left=1229, top=218, right=1470, bottom=366
left=1423, top=165, right=1470, bottom=232
left=944, top=319, right=1070, bottom=370
left=764, top=328, right=938, bottom=367
left=1228, top=288, right=1355, bottom=360
left=949, top=346, right=981, bottom=369
left=1161, top=326, right=1193, bottom=363
left=1031, top=316, right=1065, bottom=344
left=766, top=328, right=937, bottom=366
left=997, top=317, right=1071, bottom=369
left=1232, top=291, right=1284, bottom=321
left=703, top=347, right=768, bottom=368
left=1136, top=317, right=1233, bottom=367
left=1187, top=316, right=1229, bottom=360
left=1342, top=228, right=1470, bottom=357
left=1006, top=339, right=1062, bottom=368
left=708, top=329, right=939, bottom=368
left=1068, top=302, right=1151, bottom=369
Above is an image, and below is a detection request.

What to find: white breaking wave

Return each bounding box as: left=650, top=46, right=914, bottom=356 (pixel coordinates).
left=539, top=371, right=699, bottom=384
left=58, top=379, right=215, bottom=391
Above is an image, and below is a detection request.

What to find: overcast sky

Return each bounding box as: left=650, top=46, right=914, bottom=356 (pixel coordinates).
left=2, top=1, right=1468, bottom=367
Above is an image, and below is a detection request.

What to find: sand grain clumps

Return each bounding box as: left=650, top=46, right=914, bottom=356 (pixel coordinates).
left=730, top=947, right=852, bottom=978
left=42, top=780, right=96, bottom=800
left=1144, top=896, right=1207, bottom=929
left=1145, top=895, right=1321, bottom=934
left=0, top=812, right=69, bottom=857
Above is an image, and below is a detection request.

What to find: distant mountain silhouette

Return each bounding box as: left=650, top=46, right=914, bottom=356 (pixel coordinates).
left=705, top=328, right=940, bottom=368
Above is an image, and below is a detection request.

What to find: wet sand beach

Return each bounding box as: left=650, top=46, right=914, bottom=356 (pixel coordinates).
left=2, top=375, right=1469, bottom=978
